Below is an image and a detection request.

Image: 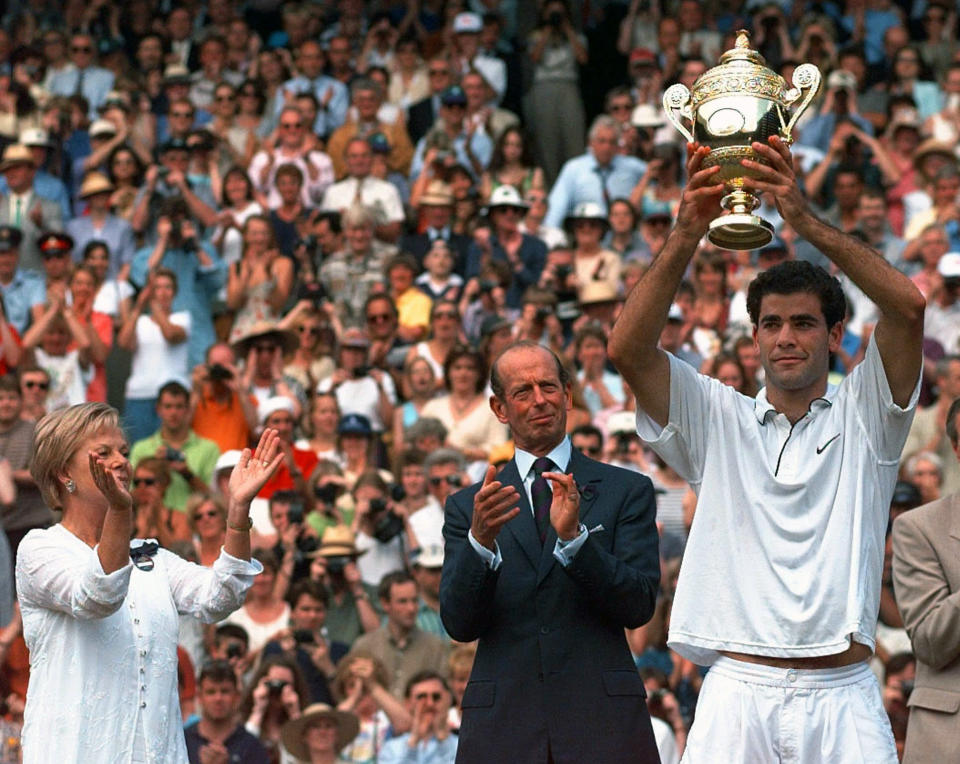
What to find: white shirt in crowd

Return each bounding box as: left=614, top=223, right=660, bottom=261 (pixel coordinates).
left=124, top=311, right=192, bottom=400
left=320, top=176, right=405, bottom=224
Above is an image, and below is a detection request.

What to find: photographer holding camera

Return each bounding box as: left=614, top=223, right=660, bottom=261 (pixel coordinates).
left=350, top=470, right=420, bottom=588
left=269, top=488, right=320, bottom=589
left=190, top=341, right=259, bottom=453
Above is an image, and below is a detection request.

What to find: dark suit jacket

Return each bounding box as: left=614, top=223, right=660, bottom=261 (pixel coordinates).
left=400, top=231, right=472, bottom=277
left=407, top=96, right=438, bottom=145
left=440, top=450, right=661, bottom=764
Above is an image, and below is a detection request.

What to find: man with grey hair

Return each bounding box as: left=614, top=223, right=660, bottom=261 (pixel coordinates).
left=902, top=354, right=960, bottom=495
left=424, top=448, right=467, bottom=512
left=319, top=204, right=397, bottom=323
left=544, top=115, right=647, bottom=228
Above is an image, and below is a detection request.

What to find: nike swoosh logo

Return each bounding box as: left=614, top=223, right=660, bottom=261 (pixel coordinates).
left=816, top=434, right=840, bottom=454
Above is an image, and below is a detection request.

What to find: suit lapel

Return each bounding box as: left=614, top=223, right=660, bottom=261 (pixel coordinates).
left=950, top=494, right=960, bottom=542
left=499, top=460, right=541, bottom=571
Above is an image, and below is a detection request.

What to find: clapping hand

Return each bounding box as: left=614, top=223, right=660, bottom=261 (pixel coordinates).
left=542, top=471, right=580, bottom=541
left=227, top=428, right=284, bottom=507
left=88, top=450, right=132, bottom=511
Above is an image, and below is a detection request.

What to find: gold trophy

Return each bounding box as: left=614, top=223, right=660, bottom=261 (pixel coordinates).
left=662, top=31, right=821, bottom=250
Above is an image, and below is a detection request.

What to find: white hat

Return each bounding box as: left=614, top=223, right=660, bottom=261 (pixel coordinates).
left=214, top=449, right=243, bottom=473
left=453, top=12, right=482, bottom=34
left=666, top=303, right=685, bottom=322
left=89, top=119, right=117, bottom=138
left=630, top=104, right=665, bottom=128
left=607, top=411, right=637, bottom=436
left=486, top=185, right=529, bottom=211
left=412, top=543, right=444, bottom=568
left=258, top=396, right=296, bottom=425
left=938, top=252, right=960, bottom=278
left=19, top=127, right=50, bottom=147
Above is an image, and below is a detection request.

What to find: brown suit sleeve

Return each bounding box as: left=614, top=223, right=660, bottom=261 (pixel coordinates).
left=892, top=510, right=960, bottom=670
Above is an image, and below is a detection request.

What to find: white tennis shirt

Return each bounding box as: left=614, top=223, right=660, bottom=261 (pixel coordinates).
left=636, top=335, right=919, bottom=665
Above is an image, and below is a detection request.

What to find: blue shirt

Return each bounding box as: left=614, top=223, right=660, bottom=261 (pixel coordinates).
left=798, top=112, right=874, bottom=155
left=410, top=130, right=494, bottom=181
left=378, top=732, right=459, bottom=764
left=545, top=152, right=647, bottom=229
left=0, top=269, right=45, bottom=333
left=66, top=214, right=135, bottom=277
left=129, top=241, right=226, bottom=368
left=464, top=232, right=546, bottom=309
left=275, top=75, right=349, bottom=137
left=48, top=65, right=115, bottom=118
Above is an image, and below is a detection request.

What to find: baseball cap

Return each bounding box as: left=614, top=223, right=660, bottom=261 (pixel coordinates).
left=453, top=12, right=482, bottom=34
left=666, top=303, right=685, bottom=322
left=441, top=85, right=467, bottom=107
left=89, top=119, right=118, bottom=139
left=890, top=480, right=921, bottom=507
left=338, top=413, right=372, bottom=436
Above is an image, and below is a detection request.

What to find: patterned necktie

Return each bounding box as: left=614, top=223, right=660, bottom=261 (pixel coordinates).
left=531, top=456, right=554, bottom=544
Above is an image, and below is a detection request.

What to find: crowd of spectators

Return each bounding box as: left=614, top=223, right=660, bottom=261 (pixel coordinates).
left=0, top=0, right=957, bottom=760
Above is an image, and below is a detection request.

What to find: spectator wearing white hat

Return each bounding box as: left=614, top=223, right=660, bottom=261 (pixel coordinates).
left=451, top=12, right=506, bottom=104
left=0, top=128, right=71, bottom=219
left=411, top=543, right=449, bottom=641
left=924, top=251, right=960, bottom=354
left=255, top=395, right=320, bottom=502
left=566, top=201, right=621, bottom=302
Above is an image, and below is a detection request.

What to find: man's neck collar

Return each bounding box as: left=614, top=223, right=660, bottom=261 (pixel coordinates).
left=387, top=621, right=413, bottom=645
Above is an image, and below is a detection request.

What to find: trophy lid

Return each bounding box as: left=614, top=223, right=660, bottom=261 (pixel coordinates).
left=689, top=30, right=787, bottom=109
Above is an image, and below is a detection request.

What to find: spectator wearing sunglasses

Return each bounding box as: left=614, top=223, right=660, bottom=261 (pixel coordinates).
left=130, top=456, right=189, bottom=548
left=47, top=33, right=115, bottom=118
left=17, top=364, right=49, bottom=422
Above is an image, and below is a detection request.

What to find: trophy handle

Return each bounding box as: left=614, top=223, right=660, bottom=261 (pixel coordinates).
left=663, top=84, right=695, bottom=143
left=781, top=64, right=822, bottom=142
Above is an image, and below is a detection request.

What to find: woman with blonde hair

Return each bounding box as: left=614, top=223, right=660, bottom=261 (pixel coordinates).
left=15, top=404, right=282, bottom=762
left=186, top=493, right=228, bottom=568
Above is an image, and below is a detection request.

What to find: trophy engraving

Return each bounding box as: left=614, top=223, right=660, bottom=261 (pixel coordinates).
left=662, top=31, right=822, bottom=250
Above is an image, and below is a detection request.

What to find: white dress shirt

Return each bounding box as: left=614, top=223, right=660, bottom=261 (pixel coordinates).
left=16, top=524, right=261, bottom=763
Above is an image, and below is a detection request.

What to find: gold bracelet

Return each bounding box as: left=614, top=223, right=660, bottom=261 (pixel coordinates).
left=227, top=516, right=253, bottom=532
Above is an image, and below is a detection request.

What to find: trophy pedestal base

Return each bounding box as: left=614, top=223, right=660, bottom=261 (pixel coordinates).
left=707, top=214, right=774, bottom=251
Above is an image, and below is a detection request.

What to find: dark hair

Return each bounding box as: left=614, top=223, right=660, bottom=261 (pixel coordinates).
left=313, top=209, right=342, bottom=234
left=157, top=380, right=190, bottom=403
left=220, top=165, right=255, bottom=206
left=573, top=323, right=607, bottom=354
left=364, top=292, right=398, bottom=319
left=275, top=162, right=304, bottom=185
left=198, top=659, right=237, bottom=688
left=386, top=252, right=420, bottom=277
left=490, top=341, right=570, bottom=400
left=488, top=126, right=536, bottom=174
left=288, top=578, right=329, bottom=609
left=239, top=655, right=311, bottom=718
left=946, top=396, right=960, bottom=447
left=81, top=239, right=111, bottom=261
left=883, top=652, right=915, bottom=684
left=107, top=144, right=145, bottom=186
left=238, top=78, right=266, bottom=113
left=442, top=345, right=485, bottom=393
left=608, top=197, right=638, bottom=228
left=745, top=261, right=846, bottom=329
left=404, top=669, right=450, bottom=699
left=377, top=570, right=416, bottom=603
left=0, top=374, right=20, bottom=396
left=215, top=623, right=250, bottom=648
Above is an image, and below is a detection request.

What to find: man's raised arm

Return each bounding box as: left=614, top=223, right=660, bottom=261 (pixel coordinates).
left=742, top=136, right=925, bottom=406
left=609, top=145, right=725, bottom=426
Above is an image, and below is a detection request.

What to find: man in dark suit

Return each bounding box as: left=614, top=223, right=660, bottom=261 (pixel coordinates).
left=399, top=181, right=470, bottom=276
left=407, top=55, right=455, bottom=145
left=440, top=341, right=661, bottom=764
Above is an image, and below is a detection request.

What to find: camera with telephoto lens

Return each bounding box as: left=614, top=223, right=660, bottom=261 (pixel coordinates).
left=287, top=502, right=304, bottom=525
left=369, top=497, right=404, bottom=543
left=352, top=365, right=371, bottom=379
left=266, top=679, right=288, bottom=696
left=208, top=363, right=233, bottom=383
left=166, top=447, right=185, bottom=462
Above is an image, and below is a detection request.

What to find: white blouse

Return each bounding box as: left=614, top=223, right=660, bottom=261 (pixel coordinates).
left=16, top=524, right=262, bottom=764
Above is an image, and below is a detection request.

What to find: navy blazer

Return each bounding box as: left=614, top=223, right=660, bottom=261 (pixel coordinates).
left=440, top=450, right=661, bottom=764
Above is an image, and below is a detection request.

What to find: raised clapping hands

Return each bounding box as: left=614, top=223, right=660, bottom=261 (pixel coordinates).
left=542, top=470, right=581, bottom=542
left=470, top=464, right=521, bottom=550
left=228, top=428, right=284, bottom=508
left=88, top=451, right=132, bottom=511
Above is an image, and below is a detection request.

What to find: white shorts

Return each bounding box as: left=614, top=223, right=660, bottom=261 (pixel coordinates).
left=681, top=657, right=898, bottom=764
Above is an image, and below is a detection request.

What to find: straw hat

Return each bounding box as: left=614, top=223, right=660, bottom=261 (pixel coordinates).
left=420, top=180, right=454, bottom=206
left=231, top=321, right=298, bottom=356
left=0, top=144, right=36, bottom=172
left=913, top=139, right=957, bottom=172
left=78, top=172, right=115, bottom=199
left=310, top=525, right=366, bottom=558
left=281, top=704, right=360, bottom=759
